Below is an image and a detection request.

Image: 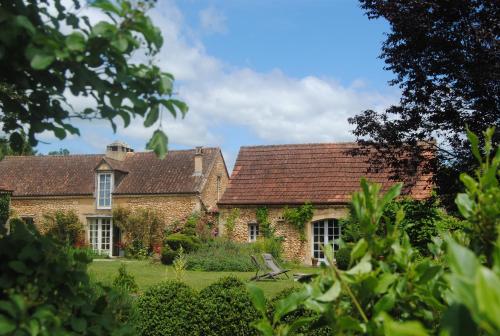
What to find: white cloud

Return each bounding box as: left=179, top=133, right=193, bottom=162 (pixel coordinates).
left=199, top=6, right=227, bottom=34
left=38, top=0, right=397, bottom=160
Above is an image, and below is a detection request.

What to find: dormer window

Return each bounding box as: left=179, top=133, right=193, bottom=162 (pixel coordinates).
left=97, top=173, right=113, bottom=209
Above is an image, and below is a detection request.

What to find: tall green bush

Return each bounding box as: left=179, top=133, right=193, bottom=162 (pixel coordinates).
left=197, top=277, right=259, bottom=336
left=136, top=281, right=199, bottom=336
left=0, top=219, right=135, bottom=335
left=41, top=209, right=84, bottom=246
left=0, top=193, right=9, bottom=233
left=113, top=263, right=139, bottom=293
left=113, top=207, right=164, bottom=252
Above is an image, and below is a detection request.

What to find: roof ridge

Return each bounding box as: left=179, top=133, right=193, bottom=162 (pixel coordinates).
left=240, top=142, right=359, bottom=149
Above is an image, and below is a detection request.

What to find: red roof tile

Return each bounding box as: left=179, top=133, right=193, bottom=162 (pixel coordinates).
left=218, top=143, right=433, bottom=205
left=0, top=148, right=220, bottom=197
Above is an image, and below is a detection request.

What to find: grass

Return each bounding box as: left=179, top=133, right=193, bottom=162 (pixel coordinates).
left=88, top=259, right=319, bottom=297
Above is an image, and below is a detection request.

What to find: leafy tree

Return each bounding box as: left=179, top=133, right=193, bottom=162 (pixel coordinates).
left=349, top=0, right=499, bottom=205
left=0, top=0, right=188, bottom=159
left=0, top=133, right=37, bottom=160
left=48, top=148, right=70, bottom=155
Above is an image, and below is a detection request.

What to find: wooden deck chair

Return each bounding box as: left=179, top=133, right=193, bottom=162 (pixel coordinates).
left=250, top=255, right=275, bottom=281
left=262, top=253, right=290, bottom=279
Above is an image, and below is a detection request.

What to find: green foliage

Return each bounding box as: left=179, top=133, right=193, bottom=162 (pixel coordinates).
left=282, top=203, right=314, bottom=242
left=0, top=133, right=37, bottom=161
left=125, top=239, right=149, bottom=259
left=160, top=245, right=177, bottom=265
left=197, top=277, right=259, bottom=336
left=456, top=126, right=499, bottom=265
left=334, top=245, right=352, bottom=270
left=253, top=237, right=284, bottom=261
left=113, top=207, right=164, bottom=254
left=41, top=210, right=84, bottom=246
left=164, top=233, right=201, bottom=253
left=47, top=148, right=70, bottom=156
left=256, top=207, right=275, bottom=238
left=0, top=0, right=187, bottom=157
left=185, top=238, right=255, bottom=271
left=248, top=127, right=500, bottom=336
left=113, top=263, right=139, bottom=293
left=267, top=288, right=331, bottom=336
left=136, top=281, right=198, bottom=336
left=224, top=208, right=240, bottom=239
left=0, top=219, right=135, bottom=335
left=0, top=193, right=9, bottom=233
left=172, top=246, right=187, bottom=282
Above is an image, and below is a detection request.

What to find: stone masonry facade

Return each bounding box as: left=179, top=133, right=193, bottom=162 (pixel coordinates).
left=218, top=206, right=349, bottom=264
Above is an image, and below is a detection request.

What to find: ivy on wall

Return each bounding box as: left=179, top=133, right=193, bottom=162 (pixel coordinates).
left=282, top=203, right=314, bottom=242
left=224, top=209, right=240, bottom=239
left=256, top=207, right=275, bottom=238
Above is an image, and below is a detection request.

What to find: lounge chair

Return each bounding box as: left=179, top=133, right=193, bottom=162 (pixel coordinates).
left=262, top=253, right=290, bottom=279
left=250, top=255, right=274, bottom=281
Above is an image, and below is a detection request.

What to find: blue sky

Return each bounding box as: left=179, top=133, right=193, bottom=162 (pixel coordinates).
left=36, top=0, right=398, bottom=169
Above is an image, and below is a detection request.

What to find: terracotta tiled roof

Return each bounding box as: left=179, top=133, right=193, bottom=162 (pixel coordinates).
left=218, top=143, right=433, bottom=206
left=0, top=148, right=220, bottom=197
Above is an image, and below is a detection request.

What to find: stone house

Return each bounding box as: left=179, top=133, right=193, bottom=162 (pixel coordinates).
left=218, top=143, right=432, bottom=264
left=0, top=142, right=229, bottom=257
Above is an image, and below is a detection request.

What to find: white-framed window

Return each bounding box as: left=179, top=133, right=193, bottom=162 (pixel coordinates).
left=312, top=219, right=341, bottom=262
left=248, top=223, right=259, bottom=242
left=88, top=217, right=113, bottom=256
left=97, top=173, right=113, bottom=209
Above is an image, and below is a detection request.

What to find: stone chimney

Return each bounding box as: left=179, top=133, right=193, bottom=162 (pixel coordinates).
left=194, top=146, right=203, bottom=176
left=105, top=141, right=134, bottom=161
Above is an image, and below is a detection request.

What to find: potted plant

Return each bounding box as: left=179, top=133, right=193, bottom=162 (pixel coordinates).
left=311, top=257, right=318, bottom=267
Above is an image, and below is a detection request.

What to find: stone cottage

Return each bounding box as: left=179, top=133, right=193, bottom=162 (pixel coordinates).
left=0, top=142, right=229, bottom=256
left=217, top=143, right=432, bottom=264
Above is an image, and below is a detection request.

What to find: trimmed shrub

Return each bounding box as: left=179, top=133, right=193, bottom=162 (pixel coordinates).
left=268, top=288, right=332, bottom=336
left=197, top=277, right=259, bottom=336
left=136, top=281, right=198, bottom=336
left=164, top=233, right=201, bottom=252
left=185, top=238, right=254, bottom=271
left=160, top=245, right=177, bottom=265
left=335, top=245, right=352, bottom=270
left=113, top=263, right=139, bottom=293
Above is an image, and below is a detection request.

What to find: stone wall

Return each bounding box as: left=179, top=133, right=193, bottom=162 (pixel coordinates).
left=11, top=194, right=200, bottom=241
left=200, top=152, right=229, bottom=210
left=219, top=206, right=349, bottom=264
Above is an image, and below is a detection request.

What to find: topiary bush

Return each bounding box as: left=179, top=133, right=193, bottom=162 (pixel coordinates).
left=135, top=281, right=199, bottom=336
left=197, top=277, right=259, bottom=336
left=160, top=245, right=177, bottom=265
left=335, top=245, right=352, bottom=270
left=164, top=233, right=201, bottom=252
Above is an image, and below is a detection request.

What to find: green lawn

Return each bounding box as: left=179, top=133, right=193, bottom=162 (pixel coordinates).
left=88, top=259, right=319, bottom=297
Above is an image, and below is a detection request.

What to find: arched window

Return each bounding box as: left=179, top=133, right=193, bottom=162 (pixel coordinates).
left=312, top=219, right=341, bottom=261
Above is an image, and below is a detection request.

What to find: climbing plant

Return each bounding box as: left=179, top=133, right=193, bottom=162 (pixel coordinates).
left=282, top=203, right=314, bottom=242
left=224, top=209, right=240, bottom=239
left=256, top=207, right=274, bottom=238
